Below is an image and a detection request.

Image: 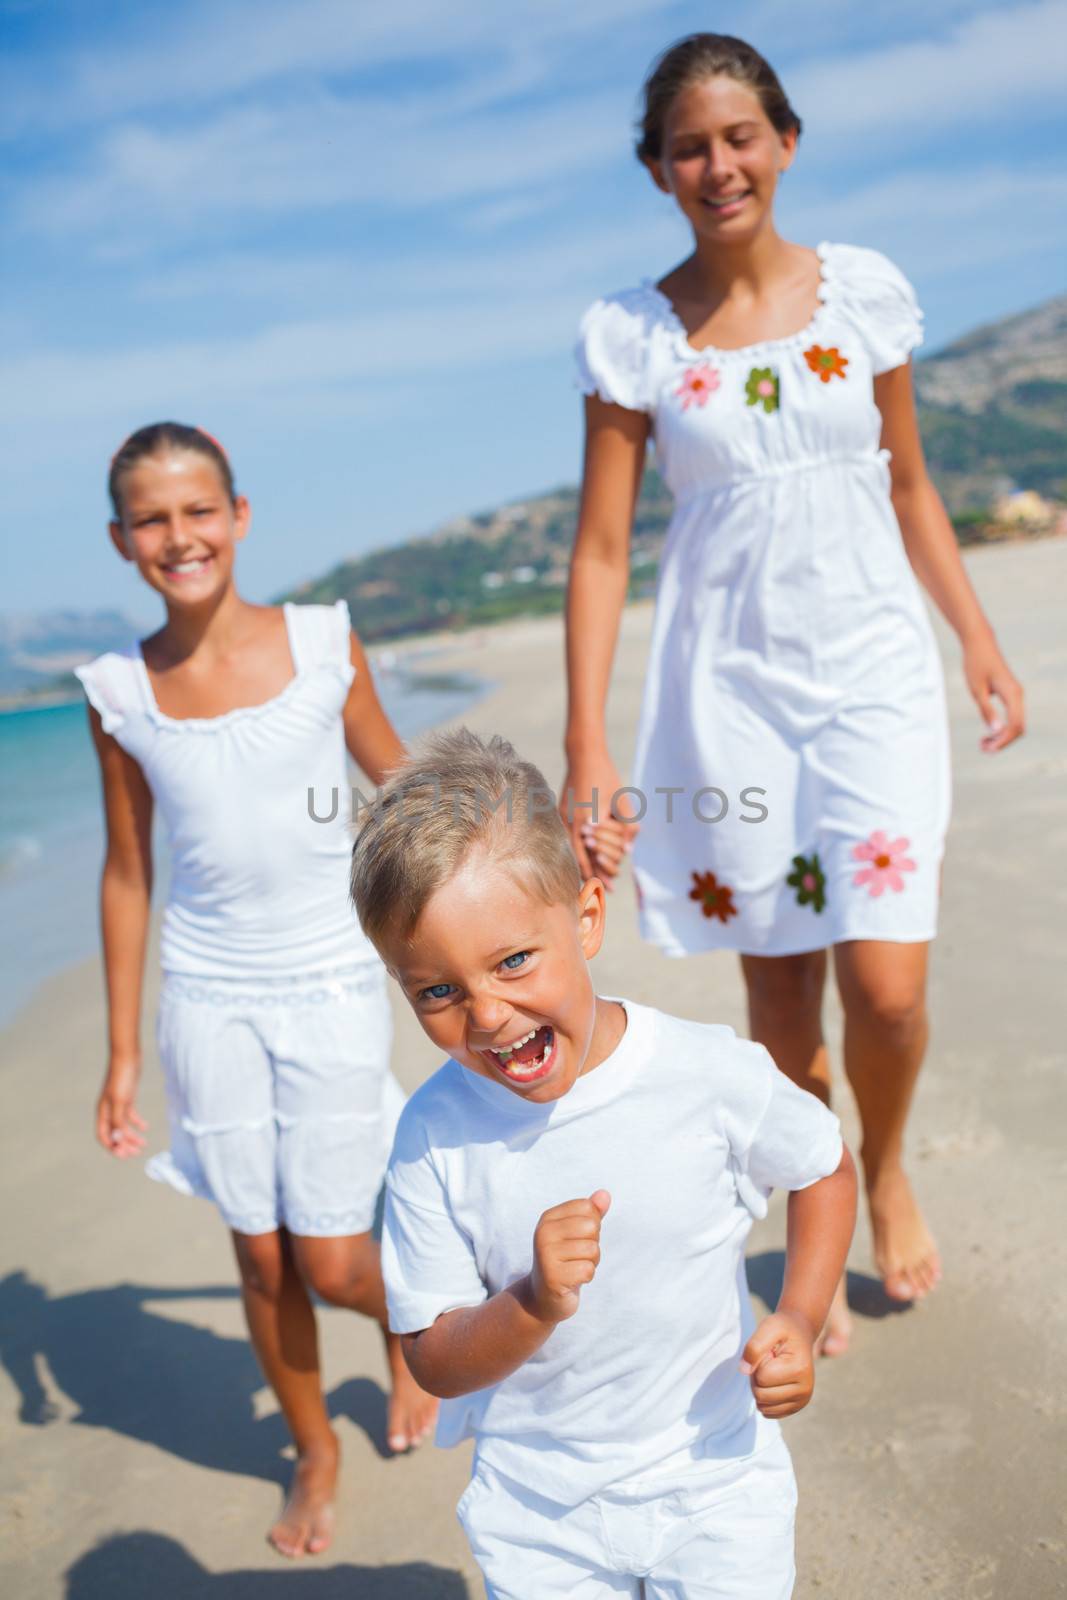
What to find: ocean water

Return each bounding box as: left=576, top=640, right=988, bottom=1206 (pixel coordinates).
left=0, top=665, right=487, bottom=1025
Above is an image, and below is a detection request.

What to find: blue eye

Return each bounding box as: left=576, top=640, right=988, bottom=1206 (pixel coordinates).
left=501, top=951, right=529, bottom=970
left=420, top=983, right=454, bottom=1001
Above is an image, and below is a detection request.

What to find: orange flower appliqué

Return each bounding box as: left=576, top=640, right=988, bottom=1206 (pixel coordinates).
left=688, top=870, right=738, bottom=923
left=676, top=363, right=722, bottom=410
left=803, top=344, right=848, bottom=383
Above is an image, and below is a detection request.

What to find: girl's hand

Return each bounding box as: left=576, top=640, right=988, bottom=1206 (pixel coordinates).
left=97, top=1054, right=148, bottom=1158
left=740, top=1310, right=816, bottom=1419
left=962, top=631, right=1025, bottom=753
left=559, top=755, right=640, bottom=888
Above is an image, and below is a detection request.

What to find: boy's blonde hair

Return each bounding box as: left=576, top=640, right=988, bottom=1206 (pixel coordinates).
left=350, top=728, right=582, bottom=947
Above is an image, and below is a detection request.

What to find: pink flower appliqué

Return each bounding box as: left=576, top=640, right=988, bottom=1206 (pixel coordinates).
left=676, top=363, right=721, bottom=410
left=851, top=831, right=917, bottom=897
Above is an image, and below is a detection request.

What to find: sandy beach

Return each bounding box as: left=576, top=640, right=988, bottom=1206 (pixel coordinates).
left=2, top=536, right=1065, bottom=1599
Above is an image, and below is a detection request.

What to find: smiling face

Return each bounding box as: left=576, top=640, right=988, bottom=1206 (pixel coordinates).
left=645, top=74, right=796, bottom=244
left=109, top=449, right=250, bottom=608
left=381, top=846, right=619, bottom=1104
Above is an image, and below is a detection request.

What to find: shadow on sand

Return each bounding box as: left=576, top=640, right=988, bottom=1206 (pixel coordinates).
left=66, top=1532, right=470, bottom=1600
left=746, top=1250, right=914, bottom=1321
left=0, top=1271, right=391, bottom=1484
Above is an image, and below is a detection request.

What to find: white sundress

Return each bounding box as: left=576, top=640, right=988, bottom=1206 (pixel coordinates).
left=575, top=242, right=951, bottom=958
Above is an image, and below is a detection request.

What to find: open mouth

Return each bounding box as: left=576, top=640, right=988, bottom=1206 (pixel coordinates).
left=482, top=1024, right=556, bottom=1084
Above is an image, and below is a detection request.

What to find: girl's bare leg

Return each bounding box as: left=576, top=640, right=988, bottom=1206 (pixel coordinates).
left=833, top=940, right=940, bottom=1302
left=291, top=1232, right=438, bottom=1454
left=740, top=950, right=852, bottom=1356
left=233, top=1229, right=339, bottom=1559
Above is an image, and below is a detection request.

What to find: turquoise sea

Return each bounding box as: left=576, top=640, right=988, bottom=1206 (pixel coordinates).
left=0, top=666, right=487, bottom=1025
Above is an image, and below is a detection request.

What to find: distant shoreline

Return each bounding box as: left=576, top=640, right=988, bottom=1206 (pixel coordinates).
left=5, top=529, right=1063, bottom=715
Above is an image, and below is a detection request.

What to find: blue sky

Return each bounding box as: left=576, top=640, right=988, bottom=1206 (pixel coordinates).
left=2, top=0, right=1066, bottom=624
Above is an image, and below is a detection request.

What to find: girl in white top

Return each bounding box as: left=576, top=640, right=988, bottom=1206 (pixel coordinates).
left=76, top=423, right=436, bottom=1560
left=562, top=35, right=1025, bottom=1355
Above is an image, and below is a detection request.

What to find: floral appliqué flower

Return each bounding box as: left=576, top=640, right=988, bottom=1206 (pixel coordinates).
left=852, top=831, right=917, bottom=897
left=676, top=363, right=721, bottom=410
left=787, top=852, right=826, bottom=913
left=745, top=367, right=779, bottom=413
left=689, top=870, right=738, bottom=923
left=803, top=344, right=849, bottom=383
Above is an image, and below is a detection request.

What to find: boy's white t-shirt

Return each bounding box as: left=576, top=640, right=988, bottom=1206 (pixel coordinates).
left=383, top=998, right=843, bottom=1506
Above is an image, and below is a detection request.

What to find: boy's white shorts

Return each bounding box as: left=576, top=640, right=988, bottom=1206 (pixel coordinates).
left=458, top=1432, right=796, bottom=1599
left=146, top=962, right=402, bottom=1237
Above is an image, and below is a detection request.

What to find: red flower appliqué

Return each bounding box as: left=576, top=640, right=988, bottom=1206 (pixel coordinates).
left=676, top=364, right=721, bottom=410
left=689, top=870, right=738, bottom=922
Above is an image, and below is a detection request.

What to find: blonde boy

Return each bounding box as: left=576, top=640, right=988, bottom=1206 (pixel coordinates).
left=351, top=730, right=856, bottom=1599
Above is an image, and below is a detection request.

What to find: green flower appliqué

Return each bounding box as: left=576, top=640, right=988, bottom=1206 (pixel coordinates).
left=745, top=366, right=779, bottom=414
left=787, top=852, right=826, bottom=913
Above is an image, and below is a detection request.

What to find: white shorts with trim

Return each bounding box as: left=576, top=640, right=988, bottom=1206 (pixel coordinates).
left=458, top=1432, right=796, bottom=1599
left=146, top=962, right=402, bottom=1236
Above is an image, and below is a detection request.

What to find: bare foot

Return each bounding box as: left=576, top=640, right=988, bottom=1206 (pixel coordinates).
left=815, top=1276, right=852, bottom=1359
left=386, top=1335, right=439, bottom=1454
left=867, top=1165, right=941, bottom=1302
left=268, top=1433, right=339, bottom=1558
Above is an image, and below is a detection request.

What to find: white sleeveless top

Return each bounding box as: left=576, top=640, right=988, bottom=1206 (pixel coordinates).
left=75, top=601, right=379, bottom=979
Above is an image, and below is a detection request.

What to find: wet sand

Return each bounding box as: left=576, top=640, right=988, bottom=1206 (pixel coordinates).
left=1, top=537, right=1064, bottom=1598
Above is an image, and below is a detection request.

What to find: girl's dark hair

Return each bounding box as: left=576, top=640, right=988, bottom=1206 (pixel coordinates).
left=108, top=422, right=235, bottom=519
left=636, top=34, right=802, bottom=162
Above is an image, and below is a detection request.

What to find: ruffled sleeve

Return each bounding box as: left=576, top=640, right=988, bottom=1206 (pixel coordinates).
left=828, top=244, right=924, bottom=375
left=74, top=652, right=138, bottom=738
left=574, top=291, right=655, bottom=412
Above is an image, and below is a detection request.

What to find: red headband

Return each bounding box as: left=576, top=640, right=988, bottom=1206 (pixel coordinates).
left=110, top=427, right=229, bottom=467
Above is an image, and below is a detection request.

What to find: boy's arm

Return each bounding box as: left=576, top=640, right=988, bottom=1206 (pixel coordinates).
left=399, top=1191, right=611, bottom=1399
left=402, top=1280, right=555, bottom=1399
left=778, top=1145, right=858, bottom=1337
left=741, top=1147, right=858, bottom=1417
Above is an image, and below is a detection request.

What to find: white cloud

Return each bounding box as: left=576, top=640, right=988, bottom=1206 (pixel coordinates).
left=790, top=0, right=1067, bottom=139
left=12, top=84, right=631, bottom=240
left=0, top=0, right=665, bottom=137
left=0, top=295, right=570, bottom=428
left=130, top=209, right=681, bottom=307
left=785, top=164, right=1067, bottom=282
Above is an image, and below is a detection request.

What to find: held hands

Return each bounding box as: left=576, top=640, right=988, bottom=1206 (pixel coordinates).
left=528, top=1191, right=611, bottom=1323
left=96, top=1053, right=148, bottom=1159
left=962, top=630, right=1025, bottom=752
left=740, top=1311, right=816, bottom=1420
left=559, top=755, right=640, bottom=890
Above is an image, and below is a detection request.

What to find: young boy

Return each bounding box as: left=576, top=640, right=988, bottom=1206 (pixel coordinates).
left=351, top=730, right=856, bottom=1599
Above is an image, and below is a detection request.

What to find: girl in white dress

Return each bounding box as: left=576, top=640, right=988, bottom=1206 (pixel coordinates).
left=562, top=35, right=1024, bottom=1354
left=77, top=424, right=436, bottom=1557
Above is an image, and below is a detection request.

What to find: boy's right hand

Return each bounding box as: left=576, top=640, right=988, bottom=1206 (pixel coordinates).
left=97, top=1053, right=147, bottom=1158
left=528, top=1191, right=611, bottom=1323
